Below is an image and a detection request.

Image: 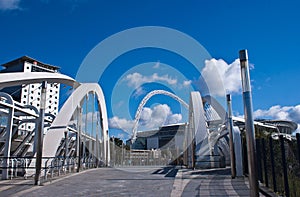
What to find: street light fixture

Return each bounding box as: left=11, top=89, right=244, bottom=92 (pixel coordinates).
left=239, top=50, right=259, bottom=196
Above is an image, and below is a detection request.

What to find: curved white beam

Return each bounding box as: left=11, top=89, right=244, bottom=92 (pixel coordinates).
left=43, top=83, right=109, bottom=163
left=189, top=92, right=208, bottom=150
left=0, top=72, right=80, bottom=89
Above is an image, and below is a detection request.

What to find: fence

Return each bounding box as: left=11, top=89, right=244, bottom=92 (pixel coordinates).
left=242, top=132, right=300, bottom=197
left=0, top=156, right=100, bottom=181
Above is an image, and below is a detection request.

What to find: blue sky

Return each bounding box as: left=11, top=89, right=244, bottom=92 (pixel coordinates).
left=1, top=0, right=300, bottom=137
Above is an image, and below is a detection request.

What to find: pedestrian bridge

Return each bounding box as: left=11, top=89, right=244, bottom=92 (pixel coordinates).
left=0, top=69, right=291, bottom=186
left=0, top=72, right=110, bottom=180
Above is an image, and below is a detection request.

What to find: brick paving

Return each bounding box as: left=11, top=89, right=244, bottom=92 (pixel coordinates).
left=0, top=166, right=270, bottom=196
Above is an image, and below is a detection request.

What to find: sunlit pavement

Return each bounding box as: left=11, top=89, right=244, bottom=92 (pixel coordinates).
left=0, top=166, right=267, bottom=196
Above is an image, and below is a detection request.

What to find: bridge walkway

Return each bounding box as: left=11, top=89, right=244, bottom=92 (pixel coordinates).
left=0, top=166, right=275, bottom=196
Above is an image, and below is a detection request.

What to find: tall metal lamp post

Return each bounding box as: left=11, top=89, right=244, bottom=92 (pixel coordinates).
left=239, top=50, right=259, bottom=196
left=227, top=94, right=236, bottom=178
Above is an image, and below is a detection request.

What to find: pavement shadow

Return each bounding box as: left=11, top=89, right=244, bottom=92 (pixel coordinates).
left=152, top=166, right=178, bottom=178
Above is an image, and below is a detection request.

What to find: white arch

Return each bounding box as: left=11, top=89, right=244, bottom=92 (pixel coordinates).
left=189, top=91, right=209, bottom=154
left=131, top=90, right=189, bottom=142
left=43, top=83, right=110, bottom=163
left=0, top=72, right=80, bottom=89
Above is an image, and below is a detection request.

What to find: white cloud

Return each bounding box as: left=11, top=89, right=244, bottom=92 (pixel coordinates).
left=253, top=105, right=300, bottom=133
left=132, top=86, right=146, bottom=98
left=201, top=58, right=243, bottom=96
left=0, top=0, right=21, bottom=10
left=124, top=72, right=177, bottom=88
left=167, top=113, right=182, bottom=124
left=108, top=116, right=135, bottom=132
left=83, top=111, right=100, bottom=123
left=108, top=104, right=182, bottom=133
left=139, top=104, right=182, bottom=129
left=183, top=80, right=192, bottom=87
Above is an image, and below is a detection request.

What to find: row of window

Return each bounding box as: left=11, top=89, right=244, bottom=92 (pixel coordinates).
left=22, top=94, right=58, bottom=100
left=23, top=88, right=59, bottom=93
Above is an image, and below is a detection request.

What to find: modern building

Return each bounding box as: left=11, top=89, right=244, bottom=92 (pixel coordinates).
left=1, top=56, right=60, bottom=131
left=256, top=119, right=298, bottom=134
left=127, top=123, right=187, bottom=151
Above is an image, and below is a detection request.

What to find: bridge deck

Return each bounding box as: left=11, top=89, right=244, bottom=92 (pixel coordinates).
left=0, top=167, right=273, bottom=196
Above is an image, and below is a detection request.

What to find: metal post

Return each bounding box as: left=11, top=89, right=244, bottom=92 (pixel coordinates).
left=261, top=138, right=268, bottom=187
left=76, top=106, right=82, bottom=172
left=112, top=136, right=115, bottom=167
left=95, top=121, right=99, bottom=167
left=34, top=81, right=47, bottom=185
left=106, top=130, right=109, bottom=166
left=226, top=94, right=236, bottom=178
left=122, top=143, right=124, bottom=166
left=296, top=133, right=300, bottom=167
left=64, top=130, right=69, bottom=172
left=256, top=139, right=262, bottom=182
left=239, top=50, right=258, bottom=196
left=269, top=136, right=277, bottom=192
left=280, top=135, right=290, bottom=197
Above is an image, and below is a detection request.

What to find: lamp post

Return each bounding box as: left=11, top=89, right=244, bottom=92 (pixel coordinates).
left=239, top=50, right=258, bottom=196
left=226, top=94, right=236, bottom=178
left=34, top=81, right=47, bottom=185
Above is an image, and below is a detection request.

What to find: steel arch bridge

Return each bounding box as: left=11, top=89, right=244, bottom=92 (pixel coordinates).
left=0, top=71, right=252, bottom=179
left=0, top=72, right=110, bottom=179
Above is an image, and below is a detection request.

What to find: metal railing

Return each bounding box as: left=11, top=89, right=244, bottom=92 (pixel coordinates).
left=242, top=132, right=300, bottom=197
left=0, top=156, right=101, bottom=181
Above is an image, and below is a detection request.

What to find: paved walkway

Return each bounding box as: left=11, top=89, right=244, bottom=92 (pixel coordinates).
left=0, top=166, right=269, bottom=196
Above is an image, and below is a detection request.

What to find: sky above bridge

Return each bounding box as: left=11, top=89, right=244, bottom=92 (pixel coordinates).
left=1, top=0, right=300, bottom=137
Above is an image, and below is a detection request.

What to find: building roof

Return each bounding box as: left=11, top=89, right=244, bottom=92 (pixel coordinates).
left=257, top=119, right=298, bottom=133
left=1, top=56, right=60, bottom=71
